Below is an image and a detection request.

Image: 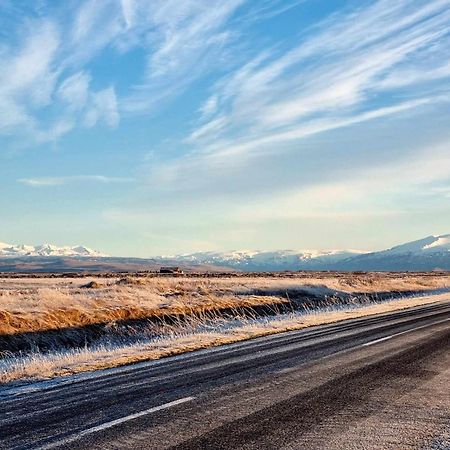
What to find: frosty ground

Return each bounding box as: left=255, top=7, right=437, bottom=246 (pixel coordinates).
left=0, top=272, right=448, bottom=384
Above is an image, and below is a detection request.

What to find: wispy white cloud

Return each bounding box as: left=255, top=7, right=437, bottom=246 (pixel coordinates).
left=206, top=98, right=436, bottom=161
left=84, top=86, right=119, bottom=128
left=1, top=0, right=449, bottom=166
left=121, top=0, right=246, bottom=113
left=119, top=0, right=135, bottom=30
left=57, top=71, right=90, bottom=111
left=0, top=20, right=59, bottom=132
left=188, top=0, right=450, bottom=147
left=139, top=0, right=450, bottom=190
left=236, top=0, right=305, bottom=24
left=0, top=0, right=339, bottom=145
left=379, top=60, right=450, bottom=89
left=67, top=0, right=125, bottom=66
left=154, top=96, right=442, bottom=191
left=33, top=118, right=76, bottom=144
left=0, top=0, right=250, bottom=143
left=17, top=175, right=133, bottom=187
left=0, top=5, right=123, bottom=144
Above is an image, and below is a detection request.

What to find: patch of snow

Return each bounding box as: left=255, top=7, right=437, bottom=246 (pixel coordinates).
left=423, top=235, right=450, bottom=251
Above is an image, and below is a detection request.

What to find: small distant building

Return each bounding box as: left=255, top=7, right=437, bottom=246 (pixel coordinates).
left=159, top=266, right=183, bottom=274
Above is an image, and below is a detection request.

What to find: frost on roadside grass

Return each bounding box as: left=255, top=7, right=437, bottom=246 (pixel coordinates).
left=1, top=290, right=448, bottom=385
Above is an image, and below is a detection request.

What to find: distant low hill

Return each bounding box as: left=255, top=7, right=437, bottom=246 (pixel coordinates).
left=0, top=256, right=230, bottom=274
left=0, top=234, right=449, bottom=273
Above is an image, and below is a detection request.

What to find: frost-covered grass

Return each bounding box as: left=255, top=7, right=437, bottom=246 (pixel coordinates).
left=1, top=290, right=448, bottom=385
left=1, top=273, right=448, bottom=335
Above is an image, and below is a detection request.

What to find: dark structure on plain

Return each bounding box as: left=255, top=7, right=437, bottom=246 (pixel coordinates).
left=159, top=266, right=183, bottom=274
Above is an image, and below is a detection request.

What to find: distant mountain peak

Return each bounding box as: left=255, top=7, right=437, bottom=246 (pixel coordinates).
left=381, top=234, right=450, bottom=255
left=0, top=242, right=107, bottom=257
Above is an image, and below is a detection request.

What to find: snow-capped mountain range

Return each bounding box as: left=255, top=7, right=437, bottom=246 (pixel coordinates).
left=162, top=249, right=366, bottom=270
left=161, top=234, right=450, bottom=271
left=0, top=234, right=448, bottom=271
left=0, top=242, right=106, bottom=257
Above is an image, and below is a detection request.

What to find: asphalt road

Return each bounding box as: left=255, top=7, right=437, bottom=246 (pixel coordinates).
left=1, top=300, right=450, bottom=450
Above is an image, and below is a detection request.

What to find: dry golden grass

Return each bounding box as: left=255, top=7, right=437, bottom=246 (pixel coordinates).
left=0, top=273, right=448, bottom=335
left=0, top=277, right=283, bottom=335
left=1, top=292, right=448, bottom=384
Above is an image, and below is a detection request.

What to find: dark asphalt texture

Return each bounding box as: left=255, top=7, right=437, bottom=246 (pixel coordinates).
left=1, top=300, right=450, bottom=450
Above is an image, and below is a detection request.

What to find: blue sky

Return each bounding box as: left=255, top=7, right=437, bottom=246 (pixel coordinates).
left=1, top=0, right=450, bottom=256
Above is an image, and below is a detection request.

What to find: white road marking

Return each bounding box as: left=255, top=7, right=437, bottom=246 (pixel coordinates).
left=362, top=335, right=395, bottom=346
left=362, top=317, right=450, bottom=347
left=38, top=396, right=195, bottom=449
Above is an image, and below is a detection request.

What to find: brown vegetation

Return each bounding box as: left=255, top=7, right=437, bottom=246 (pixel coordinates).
left=0, top=272, right=448, bottom=336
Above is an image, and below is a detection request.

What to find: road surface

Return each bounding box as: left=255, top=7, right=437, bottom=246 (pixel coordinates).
left=1, top=300, right=450, bottom=449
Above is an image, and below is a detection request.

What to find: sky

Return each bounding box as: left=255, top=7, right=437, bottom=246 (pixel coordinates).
left=1, top=0, right=450, bottom=257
